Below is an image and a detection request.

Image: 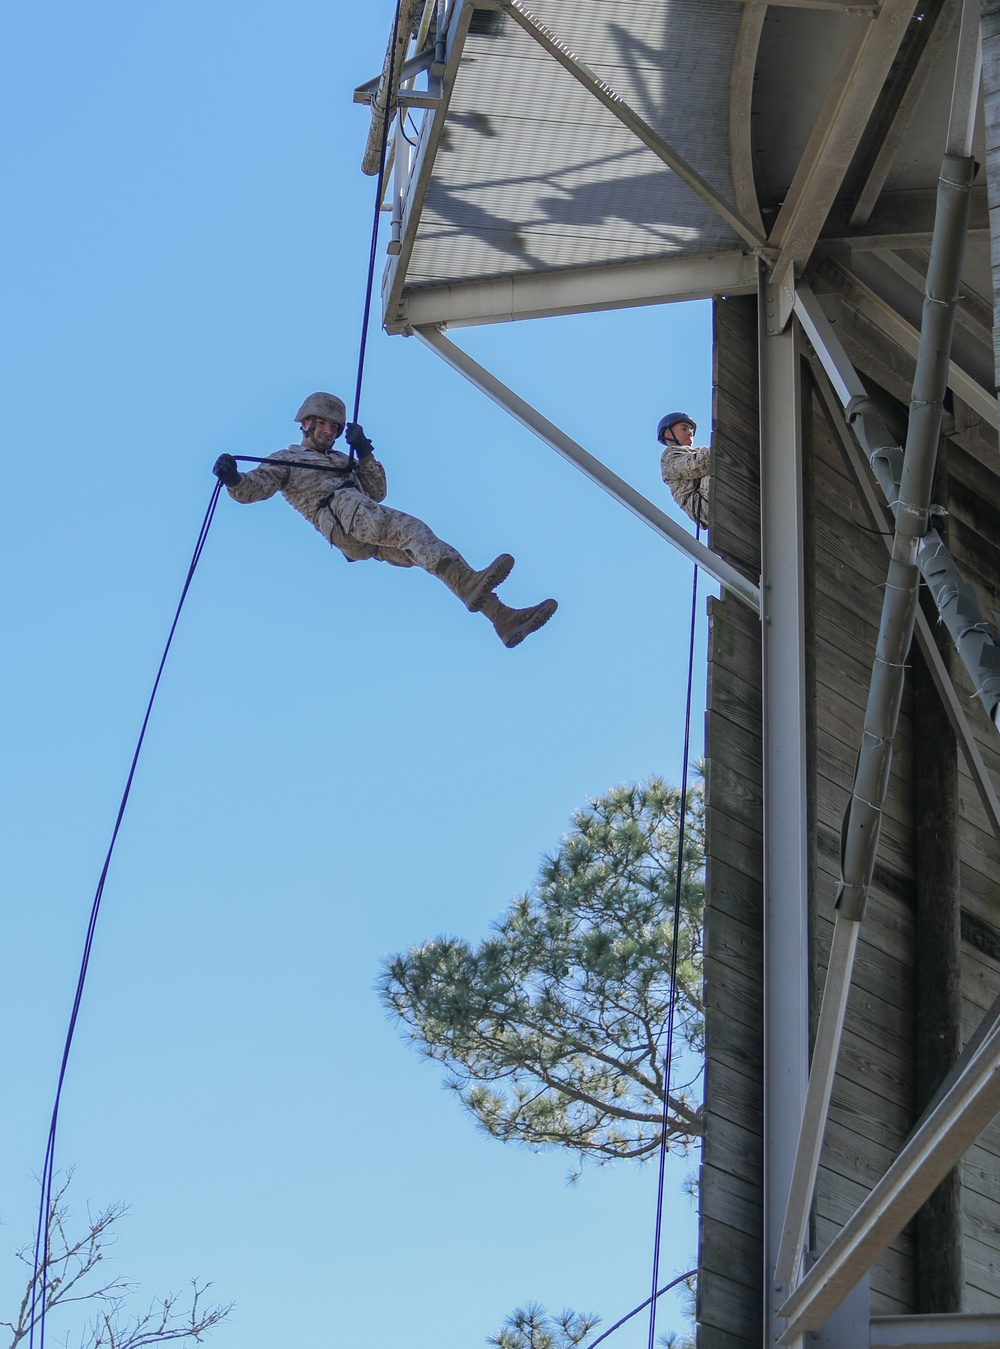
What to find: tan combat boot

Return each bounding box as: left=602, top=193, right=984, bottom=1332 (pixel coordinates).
left=480, top=592, right=558, bottom=648
left=436, top=553, right=514, bottom=611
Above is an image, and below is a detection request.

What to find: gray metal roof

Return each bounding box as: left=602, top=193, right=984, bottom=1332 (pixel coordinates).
left=406, top=0, right=744, bottom=286
left=369, top=0, right=993, bottom=404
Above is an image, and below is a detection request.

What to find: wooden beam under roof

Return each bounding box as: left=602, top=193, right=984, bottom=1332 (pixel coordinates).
left=845, top=0, right=956, bottom=226
left=821, top=184, right=990, bottom=248
left=766, top=0, right=921, bottom=331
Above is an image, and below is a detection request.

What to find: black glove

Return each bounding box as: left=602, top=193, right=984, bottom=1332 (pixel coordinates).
left=213, top=453, right=241, bottom=487
left=344, top=422, right=375, bottom=459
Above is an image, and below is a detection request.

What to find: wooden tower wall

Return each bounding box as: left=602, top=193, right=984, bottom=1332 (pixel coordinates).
left=699, top=292, right=1000, bottom=1347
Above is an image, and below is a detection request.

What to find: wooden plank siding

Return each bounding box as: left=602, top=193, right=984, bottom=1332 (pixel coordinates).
left=700, top=290, right=1000, bottom=1342
left=700, top=295, right=765, bottom=1349
left=807, top=360, right=920, bottom=1315
left=827, top=291, right=1000, bottom=1313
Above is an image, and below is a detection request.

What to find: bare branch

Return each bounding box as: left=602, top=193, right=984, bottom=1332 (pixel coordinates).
left=3, top=1177, right=231, bottom=1349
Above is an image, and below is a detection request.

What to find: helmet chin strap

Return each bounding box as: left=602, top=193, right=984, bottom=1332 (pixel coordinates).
left=302, top=417, right=324, bottom=450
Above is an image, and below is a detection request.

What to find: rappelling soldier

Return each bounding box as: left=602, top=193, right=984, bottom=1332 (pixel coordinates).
left=213, top=393, right=557, bottom=648
left=657, top=411, right=710, bottom=529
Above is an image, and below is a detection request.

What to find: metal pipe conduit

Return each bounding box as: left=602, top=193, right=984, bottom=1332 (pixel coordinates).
left=363, top=0, right=422, bottom=176
left=860, top=423, right=1000, bottom=734
left=918, top=530, right=1000, bottom=726
left=835, top=152, right=976, bottom=924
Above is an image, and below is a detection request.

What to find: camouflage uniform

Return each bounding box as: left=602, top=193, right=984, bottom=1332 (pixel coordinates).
left=660, top=444, right=711, bottom=528
left=227, top=443, right=470, bottom=577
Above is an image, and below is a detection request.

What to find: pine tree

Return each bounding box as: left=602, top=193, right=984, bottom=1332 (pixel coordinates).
left=379, top=777, right=704, bottom=1168
left=487, top=1302, right=599, bottom=1349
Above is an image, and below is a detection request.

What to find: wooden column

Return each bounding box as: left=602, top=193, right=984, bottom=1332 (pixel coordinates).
left=699, top=294, right=765, bottom=1349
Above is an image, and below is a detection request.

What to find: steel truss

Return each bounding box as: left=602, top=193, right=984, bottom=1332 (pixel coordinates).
left=356, top=0, right=1000, bottom=1344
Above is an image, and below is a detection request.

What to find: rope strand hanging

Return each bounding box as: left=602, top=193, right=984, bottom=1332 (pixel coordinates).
left=28, top=5, right=410, bottom=1333
left=29, top=481, right=223, bottom=1349
left=647, top=528, right=702, bottom=1349
left=349, top=0, right=406, bottom=465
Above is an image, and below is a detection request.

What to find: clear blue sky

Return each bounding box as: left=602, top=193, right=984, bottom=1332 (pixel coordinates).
left=2, top=3, right=712, bottom=1345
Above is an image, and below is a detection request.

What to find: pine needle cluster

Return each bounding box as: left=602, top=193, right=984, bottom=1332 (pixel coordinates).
left=379, top=777, right=705, bottom=1167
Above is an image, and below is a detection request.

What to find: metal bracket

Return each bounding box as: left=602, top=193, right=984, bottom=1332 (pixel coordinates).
left=353, top=47, right=436, bottom=104
left=766, top=274, right=796, bottom=335
left=397, top=90, right=442, bottom=108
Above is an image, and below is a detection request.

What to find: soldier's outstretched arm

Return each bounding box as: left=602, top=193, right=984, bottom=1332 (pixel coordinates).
left=215, top=453, right=292, bottom=503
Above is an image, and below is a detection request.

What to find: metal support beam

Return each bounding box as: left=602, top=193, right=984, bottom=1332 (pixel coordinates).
left=946, top=0, right=983, bottom=160
left=794, top=284, right=868, bottom=406
left=779, top=1020, right=1000, bottom=1338
left=773, top=917, right=859, bottom=1298
left=758, top=273, right=811, bottom=1349
left=396, top=89, right=442, bottom=110
left=353, top=47, right=436, bottom=103
left=871, top=1313, right=1000, bottom=1346
left=822, top=185, right=990, bottom=250
left=730, top=0, right=879, bottom=8
left=866, top=249, right=995, bottom=350
left=766, top=0, right=920, bottom=332
left=391, top=251, right=757, bottom=332
left=980, top=0, right=1000, bottom=390
left=848, top=0, right=958, bottom=227
left=812, top=257, right=998, bottom=427
left=492, top=0, right=767, bottom=250
left=412, top=324, right=761, bottom=612
left=388, top=116, right=405, bottom=255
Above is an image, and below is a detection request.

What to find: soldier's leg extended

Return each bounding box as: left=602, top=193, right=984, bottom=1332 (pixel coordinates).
left=479, top=590, right=558, bottom=649
left=337, top=492, right=513, bottom=611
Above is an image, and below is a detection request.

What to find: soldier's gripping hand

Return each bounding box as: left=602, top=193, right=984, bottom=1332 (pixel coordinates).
left=345, top=422, right=375, bottom=459
left=213, top=453, right=241, bottom=487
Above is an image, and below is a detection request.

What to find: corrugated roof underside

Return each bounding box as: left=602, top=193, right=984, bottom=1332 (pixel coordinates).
left=404, top=0, right=744, bottom=289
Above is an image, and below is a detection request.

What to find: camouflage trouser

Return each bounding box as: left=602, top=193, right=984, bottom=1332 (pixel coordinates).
left=326, top=489, right=469, bottom=586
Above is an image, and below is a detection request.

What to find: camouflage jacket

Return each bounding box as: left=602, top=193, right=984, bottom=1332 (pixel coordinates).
left=660, top=443, right=711, bottom=528
left=227, top=443, right=388, bottom=552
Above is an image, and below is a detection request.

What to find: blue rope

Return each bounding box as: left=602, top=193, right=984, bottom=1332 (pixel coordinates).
left=647, top=526, right=701, bottom=1349
left=349, top=0, right=406, bottom=465
left=589, top=1270, right=696, bottom=1349
left=29, top=6, right=409, bottom=1320
left=29, top=481, right=223, bottom=1349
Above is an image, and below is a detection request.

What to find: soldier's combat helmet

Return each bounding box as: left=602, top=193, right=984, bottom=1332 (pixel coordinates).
left=656, top=412, right=696, bottom=442
left=296, top=392, right=347, bottom=428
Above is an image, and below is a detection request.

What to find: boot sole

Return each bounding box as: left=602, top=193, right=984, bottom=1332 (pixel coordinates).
left=501, top=598, right=558, bottom=648
left=466, top=553, right=515, bottom=611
